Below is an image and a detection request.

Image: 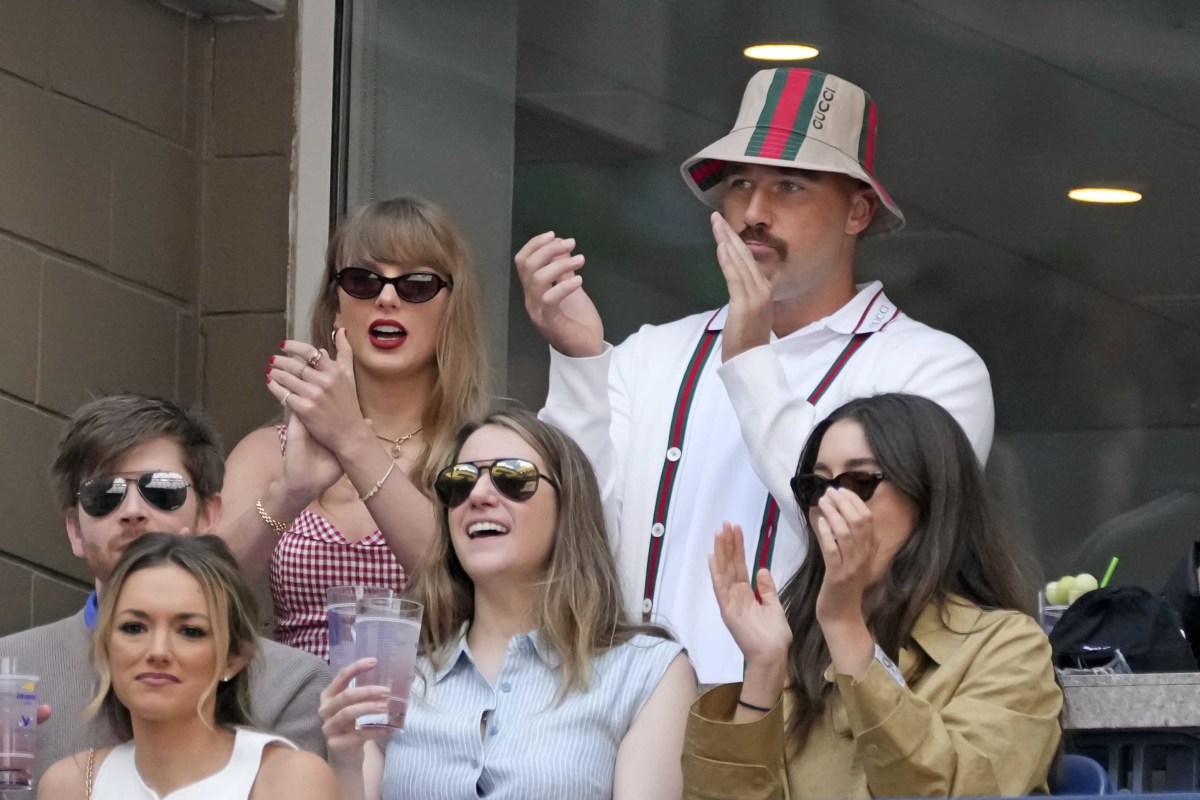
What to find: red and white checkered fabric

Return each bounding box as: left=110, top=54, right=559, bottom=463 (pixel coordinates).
left=270, top=427, right=406, bottom=660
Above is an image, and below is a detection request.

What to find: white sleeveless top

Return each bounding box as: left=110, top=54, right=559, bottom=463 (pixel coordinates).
left=91, top=727, right=295, bottom=799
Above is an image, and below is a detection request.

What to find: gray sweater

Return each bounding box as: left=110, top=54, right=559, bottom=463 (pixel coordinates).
left=0, top=608, right=331, bottom=778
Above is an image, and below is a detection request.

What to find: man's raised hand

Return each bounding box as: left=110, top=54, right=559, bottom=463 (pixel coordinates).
left=711, top=212, right=773, bottom=363
left=514, top=232, right=604, bottom=358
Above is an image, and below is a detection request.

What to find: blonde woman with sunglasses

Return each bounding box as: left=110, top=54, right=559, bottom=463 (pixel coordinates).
left=219, top=197, right=489, bottom=660
left=319, top=410, right=695, bottom=800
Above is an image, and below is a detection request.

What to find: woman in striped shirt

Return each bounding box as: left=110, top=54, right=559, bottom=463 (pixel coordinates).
left=319, top=410, right=696, bottom=799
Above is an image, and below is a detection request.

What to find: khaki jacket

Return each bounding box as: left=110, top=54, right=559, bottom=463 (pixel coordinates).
left=682, top=600, right=1062, bottom=798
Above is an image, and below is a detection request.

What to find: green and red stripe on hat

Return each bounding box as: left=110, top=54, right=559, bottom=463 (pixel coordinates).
left=680, top=67, right=904, bottom=237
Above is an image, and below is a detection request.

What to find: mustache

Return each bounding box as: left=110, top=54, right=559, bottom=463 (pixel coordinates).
left=739, top=227, right=788, bottom=259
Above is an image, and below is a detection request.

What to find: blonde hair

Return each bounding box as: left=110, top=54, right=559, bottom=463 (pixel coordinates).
left=405, top=409, right=670, bottom=699
left=87, top=534, right=260, bottom=740
left=310, top=197, right=490, bottom=490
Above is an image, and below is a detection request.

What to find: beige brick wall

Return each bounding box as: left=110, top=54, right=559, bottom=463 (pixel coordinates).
left=0, top=0, right=298, bottom=635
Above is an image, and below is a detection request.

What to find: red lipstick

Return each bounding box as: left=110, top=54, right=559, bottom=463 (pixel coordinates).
left=368, top=318, right=407, bottom=350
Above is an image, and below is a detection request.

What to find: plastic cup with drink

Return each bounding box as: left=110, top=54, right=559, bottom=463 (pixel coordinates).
left=353, top=596, right=422, bottom=731
left=326, top=586, right=395, bottom=675
left=0, top=658, right=37, bottom=792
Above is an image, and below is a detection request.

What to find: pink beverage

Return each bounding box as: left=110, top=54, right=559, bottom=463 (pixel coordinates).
left=353, top=597, right=422, bottom=730
left=326, top=587, right=395, bottom=674
left=327, top=604, right=357, bottom=674
left=0, top=670, right=37, bottom=792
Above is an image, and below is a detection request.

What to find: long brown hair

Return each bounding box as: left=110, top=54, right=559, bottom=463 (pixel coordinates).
left=87, top=533, right=260, bottom=740
left=405, top=409, right=670, bottom=698
left=779, top=393, right=1035, bottom=744
left=310, top=197, right=489, bottom=489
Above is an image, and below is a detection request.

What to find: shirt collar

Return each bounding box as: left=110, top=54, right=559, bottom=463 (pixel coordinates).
left=906, top=596, right=986, bottom=667
left=706, top=281, right=899, bottom=336
left=83, top=591, right=99, bottom=631
left=432, top=622, right=473, bottom=683
left=432, top=624, right=562, bottom=683
left=822, top=596, right=986, bottom=683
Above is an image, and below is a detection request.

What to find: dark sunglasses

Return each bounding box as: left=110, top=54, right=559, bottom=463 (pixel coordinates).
left=77, top=471, right=192, bottom=518
left=434, top=458, right=559, bottom=508
left=334, top=266, right=452, bottom=303
left=790, top=470, right=887, bottom=514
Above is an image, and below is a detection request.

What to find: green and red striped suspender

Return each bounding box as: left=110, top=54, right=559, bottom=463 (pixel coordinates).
left=640, top=311, right=881, bottom=622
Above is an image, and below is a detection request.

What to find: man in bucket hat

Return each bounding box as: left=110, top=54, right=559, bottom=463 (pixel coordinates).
left=514, top=68, right=994, bottom=684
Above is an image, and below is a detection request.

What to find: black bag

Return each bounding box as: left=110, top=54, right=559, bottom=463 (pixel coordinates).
left=1049, top=586, right=1197, bottom=672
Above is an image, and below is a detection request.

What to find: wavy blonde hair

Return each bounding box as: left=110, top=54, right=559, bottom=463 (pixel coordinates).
left=405, top=409, right=671, bottom=699
left=310, top=197, right=489, bottom=490
left=87, top=534, right=260, bottom=740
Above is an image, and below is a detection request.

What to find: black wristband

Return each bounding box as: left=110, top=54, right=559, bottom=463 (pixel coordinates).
left=737, top=697, right=772, bottom=713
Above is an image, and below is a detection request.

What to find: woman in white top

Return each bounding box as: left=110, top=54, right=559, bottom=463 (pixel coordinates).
left=319, top=410, right=696, bottom=799
left=38, top=533, right=335, bottom=800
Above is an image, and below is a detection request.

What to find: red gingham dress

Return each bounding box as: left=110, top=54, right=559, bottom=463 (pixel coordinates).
left=270, top=426, right=406, bottom=660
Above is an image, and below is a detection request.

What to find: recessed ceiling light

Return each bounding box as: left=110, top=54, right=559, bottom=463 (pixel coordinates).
left=1068, top=187, right=1143, bottom=204
left=743, top=44, right=820, bottom=61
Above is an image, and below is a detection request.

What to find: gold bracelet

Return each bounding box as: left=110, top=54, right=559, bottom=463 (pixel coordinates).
left=255, top=499, right=289, bottom=534
left=359, top=460, right=397, bottom=502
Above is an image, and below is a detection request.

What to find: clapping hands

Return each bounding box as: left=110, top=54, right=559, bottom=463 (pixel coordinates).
left=708, top=522, right=792, bottom=669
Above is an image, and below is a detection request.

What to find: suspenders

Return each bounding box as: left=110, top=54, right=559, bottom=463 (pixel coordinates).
left=640, top=312, right=883, bottom=622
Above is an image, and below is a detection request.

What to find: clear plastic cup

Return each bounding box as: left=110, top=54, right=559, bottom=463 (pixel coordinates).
left=0, top=659, right=37, bottom=792
left=1037, top=590, right=1068, bottom=635
left=353, top=596, right=423, bottom=730
left=326, top=586, right=395, bottom=674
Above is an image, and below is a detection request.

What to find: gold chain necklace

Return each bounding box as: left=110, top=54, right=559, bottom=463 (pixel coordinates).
left=376, top=426, right=423, bottom=458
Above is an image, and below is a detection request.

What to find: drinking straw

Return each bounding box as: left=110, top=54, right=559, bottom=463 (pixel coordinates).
left=1100, top=556, right=1119, bottom=589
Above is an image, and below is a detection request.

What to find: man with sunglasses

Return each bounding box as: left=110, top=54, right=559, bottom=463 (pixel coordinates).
left=0, top=395, right=331, bottom=778
left=514, top=68, right=994, bottom=684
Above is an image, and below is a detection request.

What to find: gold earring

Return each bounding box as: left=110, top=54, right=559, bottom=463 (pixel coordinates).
left=330, top=327, right=339, bottom=346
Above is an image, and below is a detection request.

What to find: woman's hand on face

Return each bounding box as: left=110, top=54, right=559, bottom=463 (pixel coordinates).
left=708, top=522, right=792, bottom=671
left=267, top=331, right=370, bottom=457
left=812, top=488, right=879, bottom=629
left=318, top=658, right=393, bottom=768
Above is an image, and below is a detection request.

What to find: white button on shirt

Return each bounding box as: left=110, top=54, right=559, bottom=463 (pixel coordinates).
left=542, top=282, right=994, bottom=684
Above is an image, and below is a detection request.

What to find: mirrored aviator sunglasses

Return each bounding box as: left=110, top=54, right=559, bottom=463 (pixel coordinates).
left=434, top=458, right=559, bottom=508
left=789, top=470, right=887, bottom=514
left=77, top=471, right=192, bottom=518
left=334, top=266, right=452, bottom=303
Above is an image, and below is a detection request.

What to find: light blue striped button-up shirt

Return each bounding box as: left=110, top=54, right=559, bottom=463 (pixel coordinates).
left=381, top=629, right=683, bottom=799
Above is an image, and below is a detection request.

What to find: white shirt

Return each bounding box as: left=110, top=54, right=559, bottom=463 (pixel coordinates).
left=91, top=728, right=295, bottom=799
left=542, top=282, right=994, bottom=684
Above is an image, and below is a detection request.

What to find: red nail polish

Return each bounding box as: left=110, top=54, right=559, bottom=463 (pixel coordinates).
left=269, top=355, right=276, bottom=364
left=265, top=367, right=271, bottom=374
left=266, top=377, right=272, bottom=384
left=279, top=341, right=286, bottom=348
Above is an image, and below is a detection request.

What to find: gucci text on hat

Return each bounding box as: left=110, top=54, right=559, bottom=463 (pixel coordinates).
left=681, top=68, right=905, bottom=237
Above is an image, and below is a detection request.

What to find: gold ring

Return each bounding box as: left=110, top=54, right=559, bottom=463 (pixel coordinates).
left=281, top=391, right=292, bottom=408
left=298, top=365, right=308, bottom=381
left=307, top=350, right=324, bottom=369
